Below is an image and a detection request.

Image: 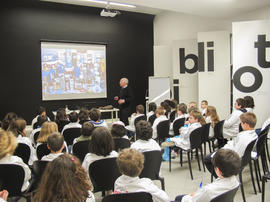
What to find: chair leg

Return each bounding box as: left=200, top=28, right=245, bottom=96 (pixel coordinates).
left=254, top=160, right=261, bottom=192
left=262, top=176, right=266, bottom=202
left=200, top=146, right=205, bottom=172
left=248, top=162, right=257, bottom=194
left=169, top=147, right=171, bottom=172
left=208, top=141, right=212, bottom=153
left=195, top=148, right=201, bottom=171
left=239, top=171, right=246, bottom=202
left=158, top=177, right=165, bottom=191
left=180, top=149, right=183, bottom=167
left=266, top=140, right=270, bottom=164
left=203, top=142, right=206, bottom=157
left=187, top=151, right=193, bottom=180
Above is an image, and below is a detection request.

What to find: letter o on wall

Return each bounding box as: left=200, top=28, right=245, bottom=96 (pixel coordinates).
left=233, top=66, right=263, bottom=93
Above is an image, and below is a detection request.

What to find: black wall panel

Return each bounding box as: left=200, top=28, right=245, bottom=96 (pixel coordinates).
left=0, top=0, right=154, bottom=123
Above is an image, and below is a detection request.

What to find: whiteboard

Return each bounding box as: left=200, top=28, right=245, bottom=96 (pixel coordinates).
left=149, top=77, right=170, bottom=106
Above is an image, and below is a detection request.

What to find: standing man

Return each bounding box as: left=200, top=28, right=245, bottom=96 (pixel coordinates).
left=114, top=78, right=133, bottom=126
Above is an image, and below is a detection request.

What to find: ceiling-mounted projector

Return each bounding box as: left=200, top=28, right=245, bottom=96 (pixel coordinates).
left=100, top=8, right=120, bottom=17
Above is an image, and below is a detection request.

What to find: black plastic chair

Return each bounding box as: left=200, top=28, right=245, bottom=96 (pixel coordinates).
left=157, top=120, right=170, bottom=144
left=213, top=120, right=225, bottom=149
left=57, top=120, right=70, bottom=133
left=33, top=131, right=40, bottom=145
left=89, top=158, right=121, bottom=195
left=134, top=115, right=147, bottom=127
left=169, top=110, right=177, bottom=122
left=148, top=114, right=156, bottom=126
left=172, top=118, right=185, bottom=136
left=63, top=127, right=81, bottom=146
left=252, top=127, right=270, bottom=192
left=14, top=143, right=31, bottom=165
left=262, top=172, right=270, bottom=202
left=0, top=164, right=25, bottom=196
left=102, top=192, right=153, bottom=202
left=139, top=150, right=165, bottom=190
left=72, top=140, right=91, bottom=162
left=31, top=160, right=49, bottom=192
left=210, top=185, right=239, bottom=202
left=36, top=143, right=50, bottom=160
left=113, top=138, right=130, bottom=152
left=200, top=123, right=211, bottom=157
left=169, top=127, right=204, bottom=180
left=239, top=139, right=257, bottom=202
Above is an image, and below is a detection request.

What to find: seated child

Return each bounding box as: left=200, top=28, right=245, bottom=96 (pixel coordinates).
left=169, top=111, right=204, bottom=150
left=0, top=130, right=31, bottom=192
left=61, top=111, right=81, bottom=135
left=131, top=120, right=161, bottom=152
left=82, top=127, right=118, bottom=174
left=147, top=102, right=157, bottom=121
left=169, top=103, right=188, bottom=136
left=173, top=149, right=240, bottom=202
left=114, top=148, right=170, bottom=202
left=31, top=106, right=50, bottom=128
left=73, top=122, right=95, bottom=144
left=41, top=133, right=65, bottom=161
left=30, top=115, right=48, bottom=144
left=205, top=106, right=220, bottom=138
left=126, top=105, right=145, bottom=132
left=204, top=112, right=257, bottom=177
left=89, top=108, right=108, bottom=128
left=200, top=100, right=208, bottom=117
left=34, top=154, right=95, bottom=202
left=111, top=121, right=128, bottom=139
left=244, top=96, right=254, bottom=113
left=152, top=106, right=168, bottom=139
left=78, top=108, right=90, bottom=125
left=223, top=98, right=246, bottom=138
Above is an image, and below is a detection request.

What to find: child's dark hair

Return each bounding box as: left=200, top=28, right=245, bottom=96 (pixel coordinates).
left=111, top=124, right=126, bottom=138
left=89, top=127, right=114, bottom=156
left=177, top=103, right=187, bottom=114
left=81, top=122, right=95, bottom=137
left=34, top=154, right=92, bottom=202
left=244, top=96, right=255, bottom=109
left=37, top=115, right=48, bottom=127
left=79, top=109, right=89, bottom=121
left=47, top=132, right=64, bottom=152
left=211, top=149, right=241, bottom=177
left=148, top=102, right=157, bottom=112
left=117, top=148, right=144, bottom=177
left=2, top=112, right=18, bottom=130
left=89, top=108, right=101, bottom=122
left=135, top=120, right=153, bottom=140
left=136, top=105, right=144, bottom=114
left=236, top=98, right=246, bottom=109
left=55, top=108, right=68, bottom=122
left=69, top=112, right=79, bottom=123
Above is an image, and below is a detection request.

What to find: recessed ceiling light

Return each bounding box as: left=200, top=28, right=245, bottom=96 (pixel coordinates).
left=84, top=0, right=136, bottom=8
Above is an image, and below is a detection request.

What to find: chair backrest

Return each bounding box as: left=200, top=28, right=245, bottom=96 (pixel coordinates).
left=63, top=127, right=81, bottom=146
left=210, top=186, right=239, bottom=202
left=33, top=131, right=40, bottom=144
left=169, top=111, right=177, bottom=122
left=89, top=157, right=121, bottom=193
left=33, top=122, right=39, bottom=130
left=31, top=160, right=49, bottom=191
left=36, top=143, right=50, bottom=160
left=201, top=123, right=211, bottom=143
left=102, top=192, right=153, bottom=202
left=172, top=118, right=185, bottom=136
left=14, top=143, right=31, bottom=164
left=139, top=150, right=162, bottom=180
left=57, top=120, right=70, bottom=133
left=134, top=115, right=147, bottom=127
left=254, top=130, right=268, bottom=156
left=113, top=138, right=130, bottom=152
left=214, top=120, right=225, bottom=139
left=189, top=127, right=203, bottom=149
left=148, top=114, right=156, bottom=126
left=72, top=140, right=91, bottom=162
left=0, top=164, right=25, bottom=196
left=241, top=139, right=257, bottom=168
left=157, top=120, right=170, bottom=143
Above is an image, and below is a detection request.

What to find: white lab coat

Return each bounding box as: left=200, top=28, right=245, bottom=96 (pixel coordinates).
left=223, top=110, right=243, bottom=138
left=17, top=135, right=37, bottom=165
left=169, top=114, right=186, bottom=136
left=170, top=122, right=201, bottom=150
left=181, top=176, right=239, bottom=202
left=126, top=114, right=145, bottom=132
left=261, top=117, right=270, bottom=138
left=41, top=153, right=63, bottom=161
left=147, top=111, right=155, bottom=121
left=222, top=130, right=257, bottom=157
left=205, top=116, right=214, bottom=138
left=0, top=155, right=31, bottom=192
left=114, top=175, right=170, bottom=202
left=131, top=139, right=161, bottom=152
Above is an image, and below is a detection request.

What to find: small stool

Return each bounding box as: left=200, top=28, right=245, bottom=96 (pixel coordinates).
left=262, top=172, right=270, bottom=202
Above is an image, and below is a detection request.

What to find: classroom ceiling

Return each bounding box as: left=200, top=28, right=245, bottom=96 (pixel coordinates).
left=42, top=0, right=270, bottom=19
